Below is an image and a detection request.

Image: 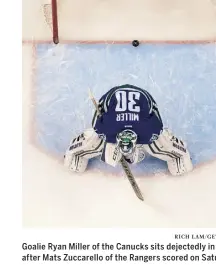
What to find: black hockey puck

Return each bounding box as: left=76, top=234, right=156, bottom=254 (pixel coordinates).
left=132, top=40, right=139, bottom=47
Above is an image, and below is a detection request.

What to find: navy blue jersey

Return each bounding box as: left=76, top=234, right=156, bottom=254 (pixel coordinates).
left=92, top=84, right=163, bottom=144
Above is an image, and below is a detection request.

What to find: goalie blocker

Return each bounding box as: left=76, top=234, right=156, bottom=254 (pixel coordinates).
left=64, top=128, right=193, bottom=176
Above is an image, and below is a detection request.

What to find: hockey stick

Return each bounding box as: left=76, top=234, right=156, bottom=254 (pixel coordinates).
left=120, top=157, right=144, bottom=201
left=88, top=88, right=101, bottom=116
left=88, top=89, right=144, bottom=201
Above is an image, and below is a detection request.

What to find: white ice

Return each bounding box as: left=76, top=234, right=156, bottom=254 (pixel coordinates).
left=22, top=0, right=216, bottom=227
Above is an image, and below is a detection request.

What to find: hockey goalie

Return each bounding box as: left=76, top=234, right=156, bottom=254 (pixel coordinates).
left=64, top=84, right=193, bottom=176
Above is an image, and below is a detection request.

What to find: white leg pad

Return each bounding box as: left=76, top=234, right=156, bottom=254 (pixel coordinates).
left=144, top=129, right=193, bottom=176
left=167, top=155, right=193, bottom=176
left=68, top=155, right=88, bottom=173
left=64, top=128, right=104, bottom=173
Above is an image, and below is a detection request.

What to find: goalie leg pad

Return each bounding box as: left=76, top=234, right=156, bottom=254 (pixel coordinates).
left=144, top=128, right=193, bottom=176
left=64, top=128, right=104, bottom=173
left=67, top=155, right=88, bottom=173
left=167, top=155, right=193, bottom=176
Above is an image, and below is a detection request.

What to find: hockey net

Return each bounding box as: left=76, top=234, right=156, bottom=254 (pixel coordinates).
left=42, top=0, right=59, bottom=44
left=41, top=0, right=216, bottom=45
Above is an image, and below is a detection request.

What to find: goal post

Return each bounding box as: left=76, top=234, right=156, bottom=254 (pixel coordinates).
left=42, top=0, right=59, bottom=44
left=51, top=0, right=59, bottom=44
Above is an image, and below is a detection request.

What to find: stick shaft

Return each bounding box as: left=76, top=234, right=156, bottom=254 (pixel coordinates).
left=120, top=158, right=144, bottom=201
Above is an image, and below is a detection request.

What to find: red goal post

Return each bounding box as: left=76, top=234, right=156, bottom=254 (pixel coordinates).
left=42, top=0, right=59, bottom=44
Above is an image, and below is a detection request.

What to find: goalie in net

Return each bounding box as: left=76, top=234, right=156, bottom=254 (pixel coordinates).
left=64, top=84, right=193, bottom=176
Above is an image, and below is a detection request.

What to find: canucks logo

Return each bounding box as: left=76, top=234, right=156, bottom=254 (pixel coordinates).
left=150, top=134, right=159, bottom=142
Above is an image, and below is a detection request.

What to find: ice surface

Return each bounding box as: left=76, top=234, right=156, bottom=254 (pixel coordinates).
left=22, top=0, right=216, bottom=228
left=34, top=43, right=216, bottom=175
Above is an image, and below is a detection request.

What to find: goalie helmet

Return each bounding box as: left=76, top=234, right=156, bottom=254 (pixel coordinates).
left=116, top=129, right=137, bottom=154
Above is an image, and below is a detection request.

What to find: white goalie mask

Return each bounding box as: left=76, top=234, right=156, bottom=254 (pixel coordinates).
left=116, top=129, right=137, bottom=155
